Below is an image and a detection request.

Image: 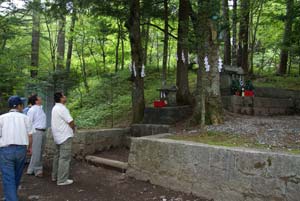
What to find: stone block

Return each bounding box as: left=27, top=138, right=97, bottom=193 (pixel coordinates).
left=253, top=107, right=269, bottom=116
left=127, top=136, right=300, bottom=201
left=240, top=107, right=253, bottom=115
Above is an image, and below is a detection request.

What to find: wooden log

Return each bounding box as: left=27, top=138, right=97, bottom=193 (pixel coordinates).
left=85, top=155, right=128, bottom=171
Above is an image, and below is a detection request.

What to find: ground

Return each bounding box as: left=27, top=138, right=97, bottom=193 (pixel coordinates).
left=173, top=113, right=300, bottom=153
left=0, top=160, right=207, bottom=201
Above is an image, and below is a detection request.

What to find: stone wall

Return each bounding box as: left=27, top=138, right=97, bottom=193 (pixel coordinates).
left=222, top=96, right=296, bottom=115
left=127, top=135, right=300, bottom=201
left=45, top=128, right=130, bottom=159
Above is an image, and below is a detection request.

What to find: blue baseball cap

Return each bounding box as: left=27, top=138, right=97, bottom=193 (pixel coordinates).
left=8, top=96, right=25, bottom=108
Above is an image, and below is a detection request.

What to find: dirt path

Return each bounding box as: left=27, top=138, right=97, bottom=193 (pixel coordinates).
left=0, top=161, right=207, bottom=201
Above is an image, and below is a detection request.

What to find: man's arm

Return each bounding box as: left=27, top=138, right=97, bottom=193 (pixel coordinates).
left=28, top=134, right=33, bottom=153
left=68, top=120, right=76, bottom=132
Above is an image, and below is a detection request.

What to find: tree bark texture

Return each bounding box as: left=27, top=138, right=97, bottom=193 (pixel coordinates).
left=30, top=0, right=40, bottom=78
left=278, top=0, right=294, bottom=75
left=189, top=0, right=223, bottom=125
left=162, top=0, right=169, bottom=87
left=56, top=15, right=66, bottom=70
left=176, top=0, right=192, bottom=105
left=222, top=0, right=231, bottom=65
left=66, top=9, right=76, bottom=74
left=126, top=0, right=145, bottom=123
left=232, top=0, right=237, bottom=66
left=238, top=0, right=250, bottom=73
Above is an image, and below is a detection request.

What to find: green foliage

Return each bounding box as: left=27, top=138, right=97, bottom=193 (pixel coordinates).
left=253, top=75, right=300, bottom=90
left=244, top=80, right=255, bottom=90
left=230, top=79, right=241, bottom=94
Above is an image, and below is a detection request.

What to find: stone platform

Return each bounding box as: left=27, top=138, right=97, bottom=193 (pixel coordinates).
left=127, top=134, right=300, bottom=201
left=142, top=105, right=193, bottom=125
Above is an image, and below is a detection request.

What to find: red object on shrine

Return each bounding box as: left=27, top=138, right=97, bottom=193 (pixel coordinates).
left=154, top=100, right=166, bottom=107
left=245, top=90, right=254, bottom=96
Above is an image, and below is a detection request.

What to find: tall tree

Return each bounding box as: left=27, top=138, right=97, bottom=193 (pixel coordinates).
left=249, top=0, right=264, bottom=74
left=189, top=0, right=223, bottom=125
left=176, top=0, right=192, bottom=105
left=56, top=13, right=66, bottom=70
left=162, top=0, right=169, bottom=86
left=115, top=19, right=121, bottom=72
left=30, top=0, right=41, bottom=78
left=126, top=0, right=145, bottom=123
left=278, top=0, right=294, bottom=75
left=232, top=0, right=238, bottom=66
left=237, top=0, right=250, bottom=73
left=66, top=3, right=76, bottom=74
left=222, top=0, right=231, bottom=65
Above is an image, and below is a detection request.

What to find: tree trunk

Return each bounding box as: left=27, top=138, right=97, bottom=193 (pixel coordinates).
left=101, top=40, right=106, bottom=72
left=249, top=0, right=264, bottom=74
left=189, top=0, right=223, bottom=125
left=66, top=8, right=76, bottom=74
left=222, top=0, right=231, bottom=65
left=126, top=0, right=145, bottom=123
left=115, top=20, right=121, bottom=73
left=121, top=36, right=125, bottom=70
left=75, top=36, right=89, bottom=92
left=56, top=15, right=66, bottom=70
left=162, top=0, right=169, bottom=86
left=278, top=0, right=294, bottom=75
left=142, top=17, right=150, bottom=65
left=238, top=0, right=250, bottom=73
left=30, top=0, right=40, bottom=78
left=232, top=0, right=237, bottom=66
left=156, top=33, right=160, bottom=71
left=176, top=0, right=192, bottom=105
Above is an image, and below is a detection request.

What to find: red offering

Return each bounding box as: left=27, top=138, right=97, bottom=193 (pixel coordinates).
left=245, top=90, right=254, bottom=96
left=154, top=100, right=166, bottom=107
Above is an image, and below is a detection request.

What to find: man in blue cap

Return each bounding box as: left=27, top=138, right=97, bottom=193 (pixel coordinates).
left=0, top=96, right=33, bottom=201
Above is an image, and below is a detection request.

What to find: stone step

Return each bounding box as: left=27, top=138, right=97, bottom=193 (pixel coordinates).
left=85, top=155, right=128, bottom=172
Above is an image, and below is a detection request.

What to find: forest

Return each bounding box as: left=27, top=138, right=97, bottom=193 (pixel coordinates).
left=0, top=0, right=299, bottom=128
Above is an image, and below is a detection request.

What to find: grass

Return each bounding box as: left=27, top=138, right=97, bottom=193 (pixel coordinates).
left=253, top=75, right=300, bottom=90
left=167, top=131, right=300, bottom=155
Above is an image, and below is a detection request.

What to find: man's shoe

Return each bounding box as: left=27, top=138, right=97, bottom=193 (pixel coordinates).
left=35, top=172, right=43, bottom=178
left=57, top=179, right=73, bottom=186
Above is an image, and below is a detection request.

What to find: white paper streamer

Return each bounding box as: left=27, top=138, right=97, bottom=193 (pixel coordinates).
left=132, top=62, right=137, bottom=77
left=218, top=57, right=223, bottom=72
left=194, top=57, right=199, bottom=65
left=129, top=63, right=132, bottom=72
left=175, top=53, right=178, bottom=61
left=181, top=51, right=185, bottom=63
left=141, top=64, right=146, bottom=78
left=204, top=56, right=210, bottom=72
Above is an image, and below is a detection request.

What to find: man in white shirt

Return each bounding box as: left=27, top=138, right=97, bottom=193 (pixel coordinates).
left=0, top=96, right=33, bottom=201
left=51, top=92, right=75, bottom=186
left=26, top=94, right=47, bottom=177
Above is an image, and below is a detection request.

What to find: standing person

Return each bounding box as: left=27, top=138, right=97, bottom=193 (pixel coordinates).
left=26, top=94, right=47, bottom=177
left=23, top=97, right=32, bottom=115
left=0, top=96, right=33, bottom=201
left=51, top=92, right=75, bottom=186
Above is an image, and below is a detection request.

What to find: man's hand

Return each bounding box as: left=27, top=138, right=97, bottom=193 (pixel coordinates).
left=28, top=134, right=33, bottom=154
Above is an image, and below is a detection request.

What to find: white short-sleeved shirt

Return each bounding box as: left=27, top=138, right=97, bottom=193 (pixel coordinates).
left=27, top=105, right=47, bottom=130
left=51, top=103, right=74, bottom=144
left=0, top=110, right=33, bottom=147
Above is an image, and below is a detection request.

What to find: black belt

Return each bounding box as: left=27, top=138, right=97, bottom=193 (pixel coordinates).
left=36, top=128, right=46, bottom=132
